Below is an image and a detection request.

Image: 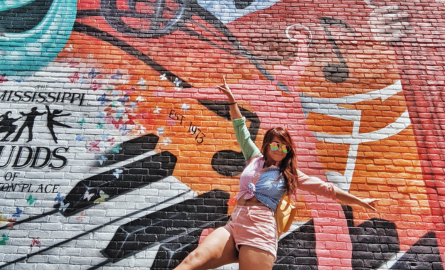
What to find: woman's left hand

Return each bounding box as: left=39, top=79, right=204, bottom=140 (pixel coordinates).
left=360, top=198, right=379, bottom=211
left=334, top=186, right=379, bottom=211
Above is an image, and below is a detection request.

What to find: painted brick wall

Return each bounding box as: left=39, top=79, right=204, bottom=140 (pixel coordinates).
left=0, top=0, right=444, bottom=269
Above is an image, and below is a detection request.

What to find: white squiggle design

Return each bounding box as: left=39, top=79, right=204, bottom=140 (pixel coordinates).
left=286, top=24, right=312, bottom=46
left=299, top=80, right=410, bottom=190
left=197, top=0, right=280, bottom=24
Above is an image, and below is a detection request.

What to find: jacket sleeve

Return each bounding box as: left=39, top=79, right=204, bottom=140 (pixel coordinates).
left=295, top=170, right=337, bottom=200
left=232, top=117, right=262, bottom=161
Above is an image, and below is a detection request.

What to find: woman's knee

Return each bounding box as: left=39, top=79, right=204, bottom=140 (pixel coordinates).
left=175, top=228, right=237, bottom=270
left=177, top=249, right=207, bottom=269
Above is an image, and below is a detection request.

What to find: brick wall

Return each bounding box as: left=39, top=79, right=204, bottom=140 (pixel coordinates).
left=0, top=0, right=444, bottom=269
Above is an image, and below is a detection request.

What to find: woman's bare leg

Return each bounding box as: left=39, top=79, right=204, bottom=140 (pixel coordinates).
left=238, top=245, right=275, bottom=270
left=174, top=227, right=238, bottom=270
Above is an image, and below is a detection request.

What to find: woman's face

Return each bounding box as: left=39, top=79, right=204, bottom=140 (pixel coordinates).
left=265, top=136, right=289, bottom=164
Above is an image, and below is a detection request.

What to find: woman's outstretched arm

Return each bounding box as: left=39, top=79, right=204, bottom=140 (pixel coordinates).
left=296, top=170, right=378, bottom=211
left=334, top=186, right=378, bottom=211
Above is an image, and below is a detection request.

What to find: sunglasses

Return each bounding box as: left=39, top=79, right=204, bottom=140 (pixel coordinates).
left=269, top=142, right=290, bottom=154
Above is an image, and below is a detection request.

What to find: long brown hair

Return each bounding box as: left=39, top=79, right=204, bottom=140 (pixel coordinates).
left=260, top=127, right=298, bottom=193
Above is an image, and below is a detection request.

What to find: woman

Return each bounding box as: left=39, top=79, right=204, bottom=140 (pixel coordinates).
left=174, top=77, right=378, bottom=270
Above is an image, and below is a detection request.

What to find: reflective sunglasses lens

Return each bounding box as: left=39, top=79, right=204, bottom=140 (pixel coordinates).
left=281, top=145, right=289, bottom=154
left=270, top=142, right=279, bottom=151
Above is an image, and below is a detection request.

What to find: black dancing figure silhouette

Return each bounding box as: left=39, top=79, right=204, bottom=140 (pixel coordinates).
left=46, top=105, right=71, bottom=143
left=11, top=107, right=46, bottom=143
left=0, top=111, right=21, bottom=141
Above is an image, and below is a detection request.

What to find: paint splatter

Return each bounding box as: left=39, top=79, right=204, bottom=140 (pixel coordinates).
left=54, top=193, right=65, bottom=204
left=181, top=103, right=190, bottom=112
left=88, top=68, right=100, bottom=79
left=12, top=207, right=22, bottom=218
left=157, top=127, right=165, bottom=136
left=59, top=201, right=70, bottom=212
left=137, top=78, right=146, bottom=85
left=111, top=71, right=123, bottom=80
left=68, top=72, right=79, bottom=83
left=112, top=169, right=123, bottom=179
left=163, top=138, right=172, bottom=145
left=94, top=190, right=110, bottom=204
left=30, top=237, right=41, bottom=248
left=120, top=124, right=131, bottom=135
left=88, top=141, right=100, bottom=152
left=83, top=191, right=95, bottom=201
left=77, top=118, right=86, bottom=127
left=0, top=74, right=8, bottom=83
left=97, top=156, right=108, bottom=165
left=6, top=219, right=16, bottom=229
left=0, top=234, right=9, bottom=245
left=90, top=80, right=102, bottom=91
left=98, top=94, right=111, bottom=105
left=117, top=94, right=129, bottom=105
left=75, top=211, right=86, bottom=222
left=26, top=195, right=37, bottom=205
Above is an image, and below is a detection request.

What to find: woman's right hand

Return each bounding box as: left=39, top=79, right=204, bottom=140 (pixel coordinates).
left=217, top=76, right=235, bottom=101
left=217, top=75, right=242, bottom=119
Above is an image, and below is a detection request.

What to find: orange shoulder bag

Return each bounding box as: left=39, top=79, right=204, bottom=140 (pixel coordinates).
left=274, top=192, right=297, bottom=237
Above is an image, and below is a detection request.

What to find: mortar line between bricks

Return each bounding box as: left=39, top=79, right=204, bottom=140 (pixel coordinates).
left=0, top=189, right=194, bottom=269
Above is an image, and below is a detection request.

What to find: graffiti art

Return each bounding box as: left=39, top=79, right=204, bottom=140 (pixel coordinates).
left=0, top=0, right=444, bottom=269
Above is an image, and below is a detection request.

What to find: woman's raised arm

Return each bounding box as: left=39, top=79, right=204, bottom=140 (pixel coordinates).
left=218, top=76, right=261, bottom=161
left=218, top=76, right=243, bottom=120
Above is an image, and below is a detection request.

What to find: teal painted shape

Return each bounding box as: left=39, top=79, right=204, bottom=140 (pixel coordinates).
left=0, top=0, right=77, bottom=76
left=0, top=0, right=35, bottom=12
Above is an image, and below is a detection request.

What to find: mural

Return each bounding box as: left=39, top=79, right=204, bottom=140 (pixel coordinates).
left=0, top=0, right=444, bottom=269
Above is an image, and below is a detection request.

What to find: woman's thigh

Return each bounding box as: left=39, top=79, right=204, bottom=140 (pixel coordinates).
left=238, top=245, right=275, bottom=270
left=174, top=227, right=238, bottom=270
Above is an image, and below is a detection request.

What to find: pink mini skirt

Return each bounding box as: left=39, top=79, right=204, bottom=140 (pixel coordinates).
left=223, top=205, right=278, bottom=260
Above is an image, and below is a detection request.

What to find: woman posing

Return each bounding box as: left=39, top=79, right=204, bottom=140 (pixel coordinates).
left=174, top=77, right=378, bottom=270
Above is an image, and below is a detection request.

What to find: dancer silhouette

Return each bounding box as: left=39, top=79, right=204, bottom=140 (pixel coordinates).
left=11, top=107, right=46, bottom=142
left=0, top=111, right=21, bottom=141
left=46, top=105, right=71, bottom=143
